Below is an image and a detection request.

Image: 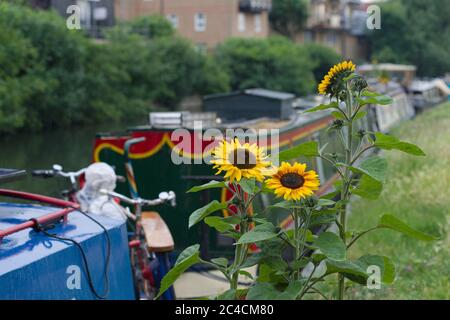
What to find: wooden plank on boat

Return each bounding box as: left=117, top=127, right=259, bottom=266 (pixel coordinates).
left=141, top=211, right=175, bottom=252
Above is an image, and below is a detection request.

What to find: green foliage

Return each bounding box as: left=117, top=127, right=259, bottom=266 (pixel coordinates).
left=187, top=180, right=227, bottom=193
left=122, top=15, right=175, bottom=39
left=0, top=4, right=229, bottom=134
left=236, top=222, right=280, bottom=244
left=215, top=37, right=315, bottom=96
left=303, top=43, right=342, bottom=85
left=0, top=3, right=89, bottom=132
left=188, top=200, right=228, bottom=228
left=373, top=132, right=426, bottom=156
left=0, top=23, right=37, bottom=133
left=156, top=244, right=201, bottom=299
left=278, top=141, right=319, bottom=161
left=378, top=214, right=439, bottom=241
left=269, top=0, right=309, bottom=39
left=315, top=232, right=346, bottom=261
left=349, top=103, right=450, bottom=299
left=367, top=0, right=450, bottom=76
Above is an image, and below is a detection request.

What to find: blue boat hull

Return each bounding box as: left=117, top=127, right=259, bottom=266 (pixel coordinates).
left=0, top=202, right=135, bottom=300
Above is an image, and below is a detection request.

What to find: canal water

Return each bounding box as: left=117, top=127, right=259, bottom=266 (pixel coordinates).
left=0, top=122, right=141, bottom=197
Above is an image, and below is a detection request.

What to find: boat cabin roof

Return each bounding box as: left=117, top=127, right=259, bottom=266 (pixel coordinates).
left=204, top=88, right=295, bottom=101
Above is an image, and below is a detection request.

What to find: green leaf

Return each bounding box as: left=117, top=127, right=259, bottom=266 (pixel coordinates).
left=312, top=253, right=326, bottom=265
left=236, top=222, right=280, bottom=244
left=204, top=216, right=234, bottom=232
left=247, top=282, right=278, bottom=300
left=189, top=200, right=228, bottom=228
left=238, top=178, right=257, bottom=194
left=374, top=132, right=426, bottom=156
left=247, top=282, right=303, bottom=300
left=223, top=215, right=242, bottom=224
left=267, top=200, right=301, bottom=211
left=157, top=245, right=200, bottom=298
left=325, top=259, right=367, bottom=278
left=317, top=198, right=336, bottom=207
left=278, top=281, right=304, bottom=300
left=353, top=110, right=367, bottom=121
left=378, top=214, right=438, bottom=241
left=358, top=91, right=393, bottom=106
left=357, top=255, right=396, bottom=284
left=352, top=174, right=383, bottom=200
left=278, top=141, right=319, bottom=162
left=331, top=111, right=345, bottom=120
left=348, top=156, right=387, bottom=183
left=217, top=289, right=237, bottom=300
left=211, top=257, right=228, bottom=268
left=186, top=180, right=226, bottom=193
left=304, top=101, right=339, bottom=113
left=310, top=214, right=336, bottom=227
left=238, top=270, right=254, bottom=280
left=285, top=228, right=315, bottom=243
left=217, top=289, right=248, bottom=300
left=175, top=244, right=200, bottom=265
left=314, top=232, right=346, bottom=261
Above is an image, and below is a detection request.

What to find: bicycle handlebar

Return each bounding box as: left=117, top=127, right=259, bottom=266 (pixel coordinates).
left=32, top=164, right=125, bottom=183
left=31, top=170, right=56, bottom=178
left=32, top=165, right=85, bottom=181
left=100, top=189, right=176, bottom=208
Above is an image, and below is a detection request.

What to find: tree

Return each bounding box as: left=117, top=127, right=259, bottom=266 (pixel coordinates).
left=269, top=0, right=309, bottom=40
left=215, top=37, right=315, bottom=96
left=110, top=15, right=175, bottom=40
left=0, top=24, right=38, bottom=134
left=367, top=0, right=450, bottom=77
left=303, top=43, right=342, bottom=85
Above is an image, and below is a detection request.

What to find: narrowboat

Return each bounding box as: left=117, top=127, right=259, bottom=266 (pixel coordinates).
left=409, top=79, right=449, bottom=111
left=0, top=170, right=135, bottom=300
left=92, top=87, right=405, bottom=258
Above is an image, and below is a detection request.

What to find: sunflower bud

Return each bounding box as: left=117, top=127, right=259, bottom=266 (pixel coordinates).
left=330, top=119, right=344, bottom=130
left=354, top=77, right=368, bottom=93
left=357, top=128, right=366, bottom=138
left=303, top=196, right=318, bottom=208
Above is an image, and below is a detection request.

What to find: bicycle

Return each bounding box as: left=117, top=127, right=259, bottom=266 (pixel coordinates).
left=32, top=164, right=87, bottom=201
left=32, top=159, right=177, bottom=299
left=100, top=188, right=176, bottom=300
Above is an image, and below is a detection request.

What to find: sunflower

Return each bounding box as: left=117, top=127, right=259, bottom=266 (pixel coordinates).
left=318, top=61, right=356, bottom=95
left=211, top=139, right=272, bottom=183
left=266, top=162, right=320, bottom=201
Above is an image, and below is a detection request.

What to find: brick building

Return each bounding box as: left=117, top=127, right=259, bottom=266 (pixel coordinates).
left=115, top=0, right=271, bottom=50
left=294, top=0, right=368, bottom=61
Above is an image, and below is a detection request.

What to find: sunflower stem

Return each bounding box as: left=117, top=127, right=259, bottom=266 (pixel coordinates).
left=230, top=183, right=249, bottom=292
left=337, top=83, right=354, bottom=300
left=293, top=207, right=300, bottom=281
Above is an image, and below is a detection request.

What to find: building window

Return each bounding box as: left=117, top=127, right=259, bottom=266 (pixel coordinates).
left=194, top=13, right=206, bottom=32
left=167, top=14, right=179, bottom=29
left=238, top=13, right=246, bottom=32
left=94, top=7, right=108, bottom=21
left=304, top=30, right=313, bottom=42
left=254, top=14, right=262, bottom=32
left=326, top=32, right=337, bottom=47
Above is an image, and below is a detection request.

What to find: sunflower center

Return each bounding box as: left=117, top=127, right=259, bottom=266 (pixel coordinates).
left=230, top=148, right=257, bottom=170
left=280, top=173, right=305, bottom=189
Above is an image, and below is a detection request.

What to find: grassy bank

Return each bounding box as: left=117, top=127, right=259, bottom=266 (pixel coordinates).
left=347, top=102, right=450, bottom=299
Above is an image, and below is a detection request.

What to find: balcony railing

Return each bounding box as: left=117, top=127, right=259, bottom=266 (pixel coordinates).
left=239, top=0, right=272, bottom=13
